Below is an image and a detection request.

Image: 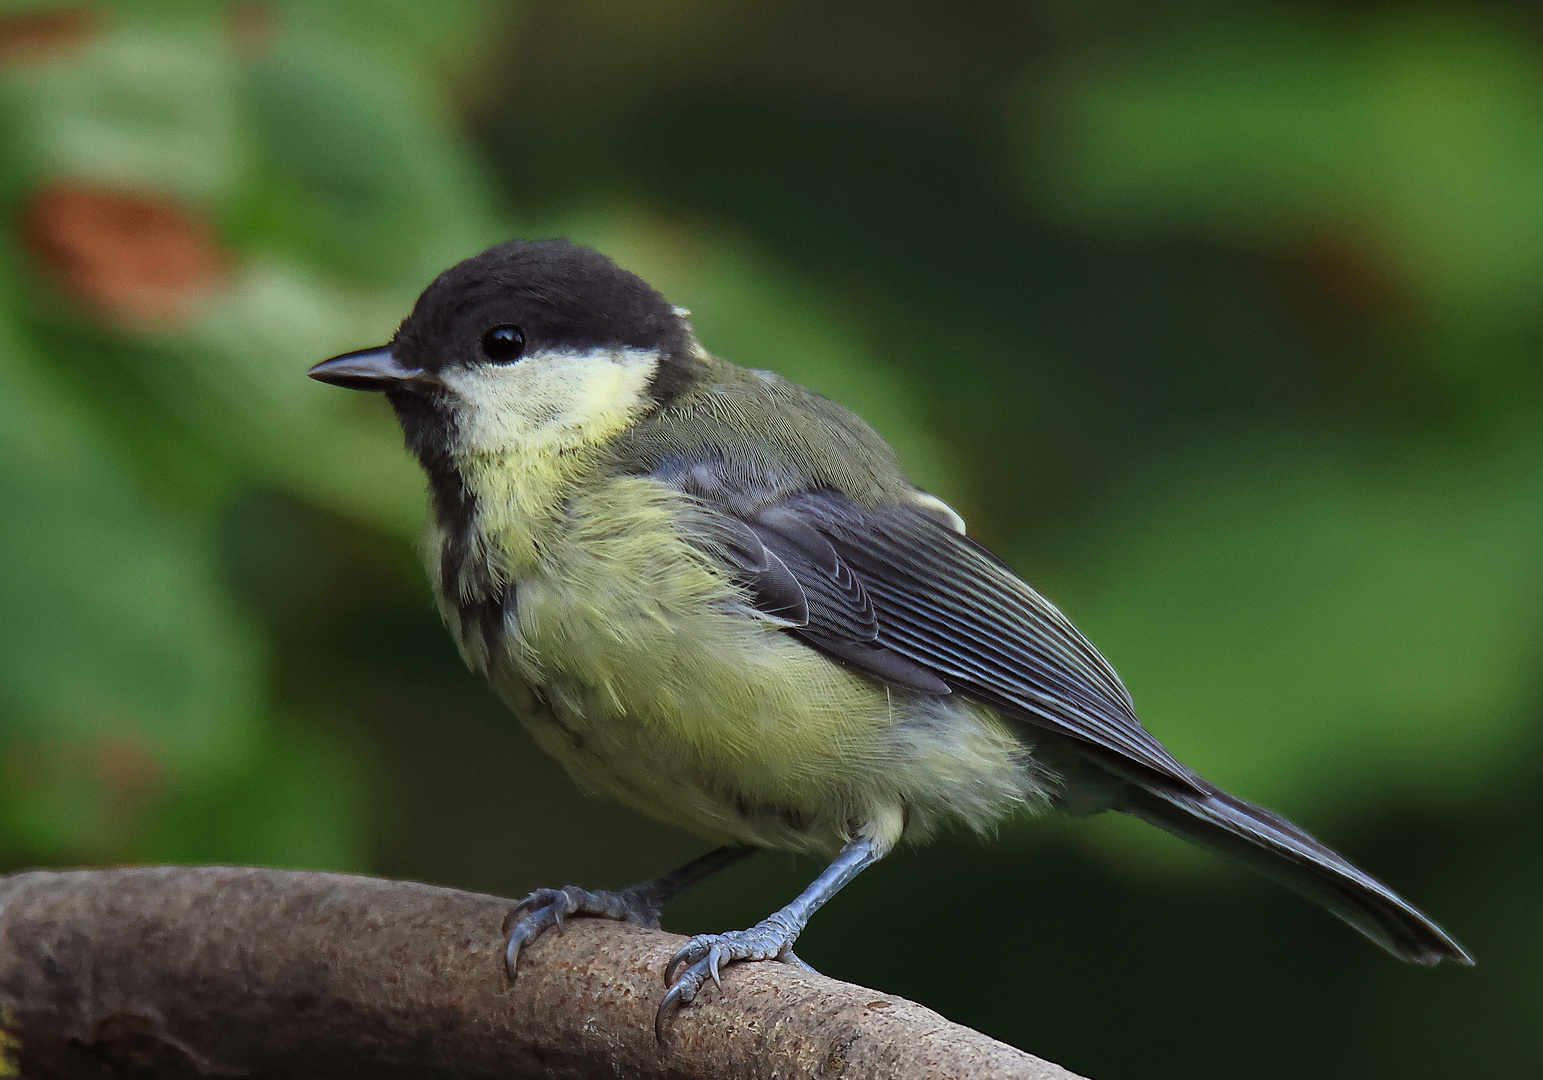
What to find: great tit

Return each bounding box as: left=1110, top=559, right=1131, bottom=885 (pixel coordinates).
left=309, top=239, right=1471, bottom=1032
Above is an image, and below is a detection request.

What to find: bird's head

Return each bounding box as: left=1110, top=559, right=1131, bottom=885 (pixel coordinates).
left=308, top=239, right=704, bottom=464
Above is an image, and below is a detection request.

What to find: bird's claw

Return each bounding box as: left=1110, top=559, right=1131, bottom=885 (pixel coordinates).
left=780, top=948, right=819, bottom=974
left=654, top=916, right=807, bottom=1040
left=503, top=884, right=664, bottom=981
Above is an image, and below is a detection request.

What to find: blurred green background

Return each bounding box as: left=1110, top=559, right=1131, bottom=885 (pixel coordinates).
left=1, top=1, right=1538, bottom=1075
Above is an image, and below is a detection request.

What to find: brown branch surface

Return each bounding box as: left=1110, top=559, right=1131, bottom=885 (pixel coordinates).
left=0, top=866, right=1087, bottom=1080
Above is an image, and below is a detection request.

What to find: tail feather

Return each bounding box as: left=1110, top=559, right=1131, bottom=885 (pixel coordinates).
left=1120, top=780, right=1472, bottom=966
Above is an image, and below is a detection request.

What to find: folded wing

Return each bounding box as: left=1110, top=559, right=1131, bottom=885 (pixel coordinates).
left=695, top=486, right=1199, bottom=790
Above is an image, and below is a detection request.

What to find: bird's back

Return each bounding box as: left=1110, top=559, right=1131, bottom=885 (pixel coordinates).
left=608, top=356, right=919, bottom=514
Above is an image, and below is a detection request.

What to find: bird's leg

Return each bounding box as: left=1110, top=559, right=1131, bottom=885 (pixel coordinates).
left=656, top=837, right=882, bottom=1038
left=504, top=845, right=754, bottom=979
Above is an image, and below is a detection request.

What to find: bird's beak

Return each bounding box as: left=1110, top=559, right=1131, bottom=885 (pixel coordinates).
left=307, top=346, right=435, bottom=392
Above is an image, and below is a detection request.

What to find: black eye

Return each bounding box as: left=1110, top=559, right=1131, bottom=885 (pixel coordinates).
left=480, top=324, right=526, bottom=363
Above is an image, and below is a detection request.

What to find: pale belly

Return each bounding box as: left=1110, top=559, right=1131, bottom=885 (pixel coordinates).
left=441, top=474, right=1051, bottom=856
left=487, top=573, right=1047, bottom=856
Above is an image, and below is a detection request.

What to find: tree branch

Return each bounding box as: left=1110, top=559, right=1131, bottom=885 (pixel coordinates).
left=0, top=866, right=1087, bottom=1079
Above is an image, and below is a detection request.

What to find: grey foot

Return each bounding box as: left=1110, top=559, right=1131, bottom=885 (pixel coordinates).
left=656, top=914, right=816, bottom=1038
left=504, top=885, right=663, bottom=979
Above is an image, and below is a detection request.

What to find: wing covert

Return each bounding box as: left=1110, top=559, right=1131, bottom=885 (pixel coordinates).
left=684, top=480, right=1198, bottom=790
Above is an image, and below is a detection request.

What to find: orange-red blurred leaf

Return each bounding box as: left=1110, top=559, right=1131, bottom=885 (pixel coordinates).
left=19, top=183, right=230, bottom=329
left=0, top=8, right=96, bottom=68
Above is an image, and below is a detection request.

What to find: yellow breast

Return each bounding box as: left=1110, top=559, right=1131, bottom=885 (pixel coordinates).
left=464, top=474, right=1039, bottom=854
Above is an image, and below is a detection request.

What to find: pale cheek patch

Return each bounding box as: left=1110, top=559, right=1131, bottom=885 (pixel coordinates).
left=443, top=347, right=661, bottom=455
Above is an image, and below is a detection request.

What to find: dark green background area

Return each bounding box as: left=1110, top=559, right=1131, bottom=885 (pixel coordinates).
left=2, top=3, right=1538, bottom=1077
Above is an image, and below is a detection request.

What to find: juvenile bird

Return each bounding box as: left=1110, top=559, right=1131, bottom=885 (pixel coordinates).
left=309, top=239, right=1471, bottom=1033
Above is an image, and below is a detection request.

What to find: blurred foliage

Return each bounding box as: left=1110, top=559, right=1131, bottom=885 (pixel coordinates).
left=0, top=1, right=1539, bottom=1078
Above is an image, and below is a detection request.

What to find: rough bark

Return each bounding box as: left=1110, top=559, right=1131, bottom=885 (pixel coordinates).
left=0, top=866, right=1087, bottom=1079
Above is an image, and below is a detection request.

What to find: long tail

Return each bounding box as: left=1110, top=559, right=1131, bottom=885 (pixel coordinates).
left=1119, top=778, right=1472, bottom=965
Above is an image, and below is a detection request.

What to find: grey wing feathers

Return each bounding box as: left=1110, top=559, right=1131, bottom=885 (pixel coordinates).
left=711, top=509, right=951, bottom=694
left=706, top=515, right=808, bottom=626
left=678, top=480, right=1472, bottom=965
left=703, top=486, right=1199, bottom=789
